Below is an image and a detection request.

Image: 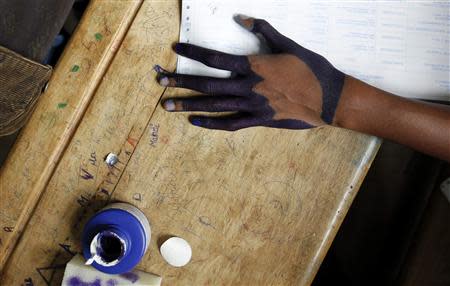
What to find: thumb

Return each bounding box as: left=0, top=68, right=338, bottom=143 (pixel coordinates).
left=233, top=14, right=294, bottom=53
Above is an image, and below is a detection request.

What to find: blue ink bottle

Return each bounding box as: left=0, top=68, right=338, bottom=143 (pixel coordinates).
left=82, top=203, right=151, bottom=274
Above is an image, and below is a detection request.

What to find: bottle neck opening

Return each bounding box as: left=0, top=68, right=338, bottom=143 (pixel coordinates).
left=86, top=230, right=126, bottom=267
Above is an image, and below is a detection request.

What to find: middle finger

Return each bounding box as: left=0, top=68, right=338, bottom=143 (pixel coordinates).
left=158, top=73, right=251, bottom=97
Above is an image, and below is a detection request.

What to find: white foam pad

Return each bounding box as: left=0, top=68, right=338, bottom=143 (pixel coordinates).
left=160, top=237, right=192, bottom=267
left=61, top=255, right=161, bottom=286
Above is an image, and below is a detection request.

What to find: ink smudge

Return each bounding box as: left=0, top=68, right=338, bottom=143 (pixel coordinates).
left=68, top=277, right=101, bottom=286
left=57, top=102, right=68, bottom=109
left=127, top=137, right=137, bottom=147
left=95, top=33, right=103, bottom=41
left=153, top=64, right=165, bottom=74
left=106, top=279, right=118, bottom=286
left=120, top=272, right=139, bottom=283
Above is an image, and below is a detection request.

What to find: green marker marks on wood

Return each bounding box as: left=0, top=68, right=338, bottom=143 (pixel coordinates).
left=95, top=32, right=103, bottom=41
left=57, top=102, right=68, bottom=109
left=71, top=65, right=80, bottom=72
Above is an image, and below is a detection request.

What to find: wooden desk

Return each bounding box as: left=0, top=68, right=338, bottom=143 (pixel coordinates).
left=0, top=1, right=380, bottom=285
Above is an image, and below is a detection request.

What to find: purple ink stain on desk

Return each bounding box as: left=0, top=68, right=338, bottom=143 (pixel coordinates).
left=106, top=279, right=118, bottom=286
left=120, top=272, right=139, bottom=283
left=68, top=277, right=101, bottom=286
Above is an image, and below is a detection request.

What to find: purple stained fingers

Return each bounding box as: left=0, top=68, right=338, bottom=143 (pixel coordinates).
left=163, top=96, right=256, bottom=112
left=174, top=43, right=251, bottom=74
left=157, top=14, right=346, bottom=131
left=189, top=114, right=262, bottom=131
left=233, top=14, right=297, bottom=53
left=189, top=115, right=313, bottom=131
left=158, top=73, right=253, bottom=97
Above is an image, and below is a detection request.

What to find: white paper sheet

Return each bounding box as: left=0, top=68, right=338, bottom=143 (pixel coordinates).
left=177, top=0, right=450, bottom=101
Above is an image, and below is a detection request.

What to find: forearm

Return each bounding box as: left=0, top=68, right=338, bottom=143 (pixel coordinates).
left=334, top=76, right=450, bottom=161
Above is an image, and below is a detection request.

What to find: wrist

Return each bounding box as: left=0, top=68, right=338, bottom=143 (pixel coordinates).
left=331, top=75, right=394, bottom=132
left=332, top=76, right=365, bottom=129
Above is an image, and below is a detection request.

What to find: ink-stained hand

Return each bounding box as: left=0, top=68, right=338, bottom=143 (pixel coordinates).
left=157, top=15, right=345, bottom=131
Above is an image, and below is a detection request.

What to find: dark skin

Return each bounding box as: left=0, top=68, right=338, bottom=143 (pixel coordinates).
left=156, top=15, right=450, bottom=162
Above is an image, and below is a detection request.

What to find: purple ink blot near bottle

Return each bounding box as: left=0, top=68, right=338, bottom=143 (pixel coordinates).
left=82, top=203, right=151, bottom=274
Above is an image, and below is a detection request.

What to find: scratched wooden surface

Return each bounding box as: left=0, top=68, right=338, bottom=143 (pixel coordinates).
left=0, top=0, right=380, bottom=285
left=0, top=0, right=142, bottom=271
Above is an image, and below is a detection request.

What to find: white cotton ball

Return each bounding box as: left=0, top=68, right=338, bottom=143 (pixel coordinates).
left=160, top=237, right=192, bottom=267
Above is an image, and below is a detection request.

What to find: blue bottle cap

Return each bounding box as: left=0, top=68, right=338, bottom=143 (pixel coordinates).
left=82, top=203, right=151, bottom=274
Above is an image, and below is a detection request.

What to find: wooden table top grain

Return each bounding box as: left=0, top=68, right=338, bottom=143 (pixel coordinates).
left=0, top=1, right=380, bottom=285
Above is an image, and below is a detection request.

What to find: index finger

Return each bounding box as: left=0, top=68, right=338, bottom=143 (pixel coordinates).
left=174, top=43, right=251, bottom=74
